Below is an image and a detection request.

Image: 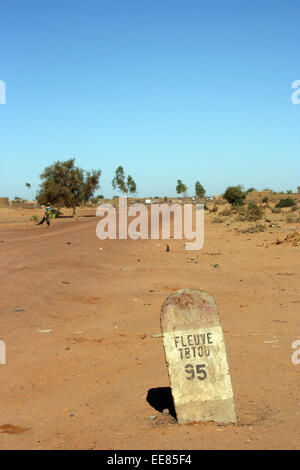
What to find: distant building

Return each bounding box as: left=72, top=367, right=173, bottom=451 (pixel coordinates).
left=0, top=197, right=9, bottom=207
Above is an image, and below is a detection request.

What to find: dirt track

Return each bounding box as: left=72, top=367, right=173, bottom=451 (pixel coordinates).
left=0, top=212, right=299, bottom=449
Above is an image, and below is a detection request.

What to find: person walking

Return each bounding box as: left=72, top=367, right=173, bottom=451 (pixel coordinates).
left=36, top=204, right=53, bottom=226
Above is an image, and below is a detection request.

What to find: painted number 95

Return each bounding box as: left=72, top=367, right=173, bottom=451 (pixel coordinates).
left=185, top=363, right=207, bottom=381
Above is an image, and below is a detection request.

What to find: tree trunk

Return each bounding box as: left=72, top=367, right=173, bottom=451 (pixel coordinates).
left=72, top=207, right=78, bottom=219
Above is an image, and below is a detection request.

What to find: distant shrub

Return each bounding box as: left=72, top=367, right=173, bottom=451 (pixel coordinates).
left=247, top=202, right=258, bottom=209
left=246, top=206, right=264, bottom=221
left=12, top=197, right=27, bottom=204
left=275, top=197, right=296, bottom=208
left=219, top=208, right=232, bottom=216
left=245, top=187, right=257, bottom=194
left=89, top=197, right=99, bottom=205
left=252, top=223, right=265, bottom=232
left=211, top=217, right=223, bottom=224
left=29, top=215, right=38, bottom=222
left=223, top=186, right=245, bottom=206
left=235, top=204, right=264, bottom=222
left=286, top=215, right=300, bottom=223
left=239, top=223, right=265, bottom=233
left=231, top=205, right=245, bottom=215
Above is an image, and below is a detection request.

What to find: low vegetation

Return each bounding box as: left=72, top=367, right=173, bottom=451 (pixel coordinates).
left=275, top=198, right=296, bottom=208
left=223, top=185, right=246, bottom=206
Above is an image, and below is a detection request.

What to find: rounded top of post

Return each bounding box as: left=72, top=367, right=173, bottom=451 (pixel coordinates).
left=160, top=288, right=220, bottom=332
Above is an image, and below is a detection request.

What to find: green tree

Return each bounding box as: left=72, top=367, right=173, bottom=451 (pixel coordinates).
left=286, top=190, right=293, bottom=194
left=112, top=166, right=127, bottom=194
left=112, top=167, right=137, bottom=195
left=36, top=159, right=101, bottom=217
left=195, top=181, right=205, bottom=199
left=25, top=182, right=34, bottom=201
left=176, top=179, right=187, bottom=197
left=223, top=185, right=245, bottom=206
left=12, top=196, right=27, bottom=204
left=245, top=187, right=257, bottom=194
left=127, top=175, right=137, bottom=194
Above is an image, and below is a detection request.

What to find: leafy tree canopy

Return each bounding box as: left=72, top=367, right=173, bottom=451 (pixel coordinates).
left=223, top=185, right=245, bottom=206
left=112, top=166, right=137, bottom=194
left=195, top=181, right=205, bottom=199
left=176, top=179, right=187, bottom=196
left=127, top=175, right=137, bottom=194
left=245, top=187, right=257, bottom=194
left=36, top=159, right=101, bottom=215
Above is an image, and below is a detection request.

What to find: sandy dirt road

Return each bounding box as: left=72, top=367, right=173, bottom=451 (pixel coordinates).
left=0, top=213, right=299, bottom=449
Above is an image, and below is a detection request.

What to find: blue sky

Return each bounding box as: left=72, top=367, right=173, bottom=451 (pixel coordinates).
left=0, top=0, right=299, bottom=199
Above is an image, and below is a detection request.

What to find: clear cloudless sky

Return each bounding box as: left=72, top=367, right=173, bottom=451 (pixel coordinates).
left=0, top=0, right=299, bottom=199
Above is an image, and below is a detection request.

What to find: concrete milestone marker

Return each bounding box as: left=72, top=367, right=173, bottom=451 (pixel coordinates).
left=161, top=289, right=236, bottom=425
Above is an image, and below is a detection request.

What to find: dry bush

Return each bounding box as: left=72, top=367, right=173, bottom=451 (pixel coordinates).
left=234, top=204, right=264, bottom=222
left=286, top=215, right=300, bottom=224
left=211, top=217, right=223, bottom=224
left=219, top=208, right=232, bottom=217
left=252, top=223, right=266, bottom=232
left=239, top=223, right=266, bottom=233
left=232, top=205, right=245, bottom=215
left=245, top=205, right=264, bottom=221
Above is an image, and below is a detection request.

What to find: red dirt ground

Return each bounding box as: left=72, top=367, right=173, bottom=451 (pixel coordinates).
left=0, top=209, right=299, bottom=449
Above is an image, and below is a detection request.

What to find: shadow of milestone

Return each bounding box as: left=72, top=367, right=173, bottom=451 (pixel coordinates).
left=146, top=387, right=177, bottom=420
